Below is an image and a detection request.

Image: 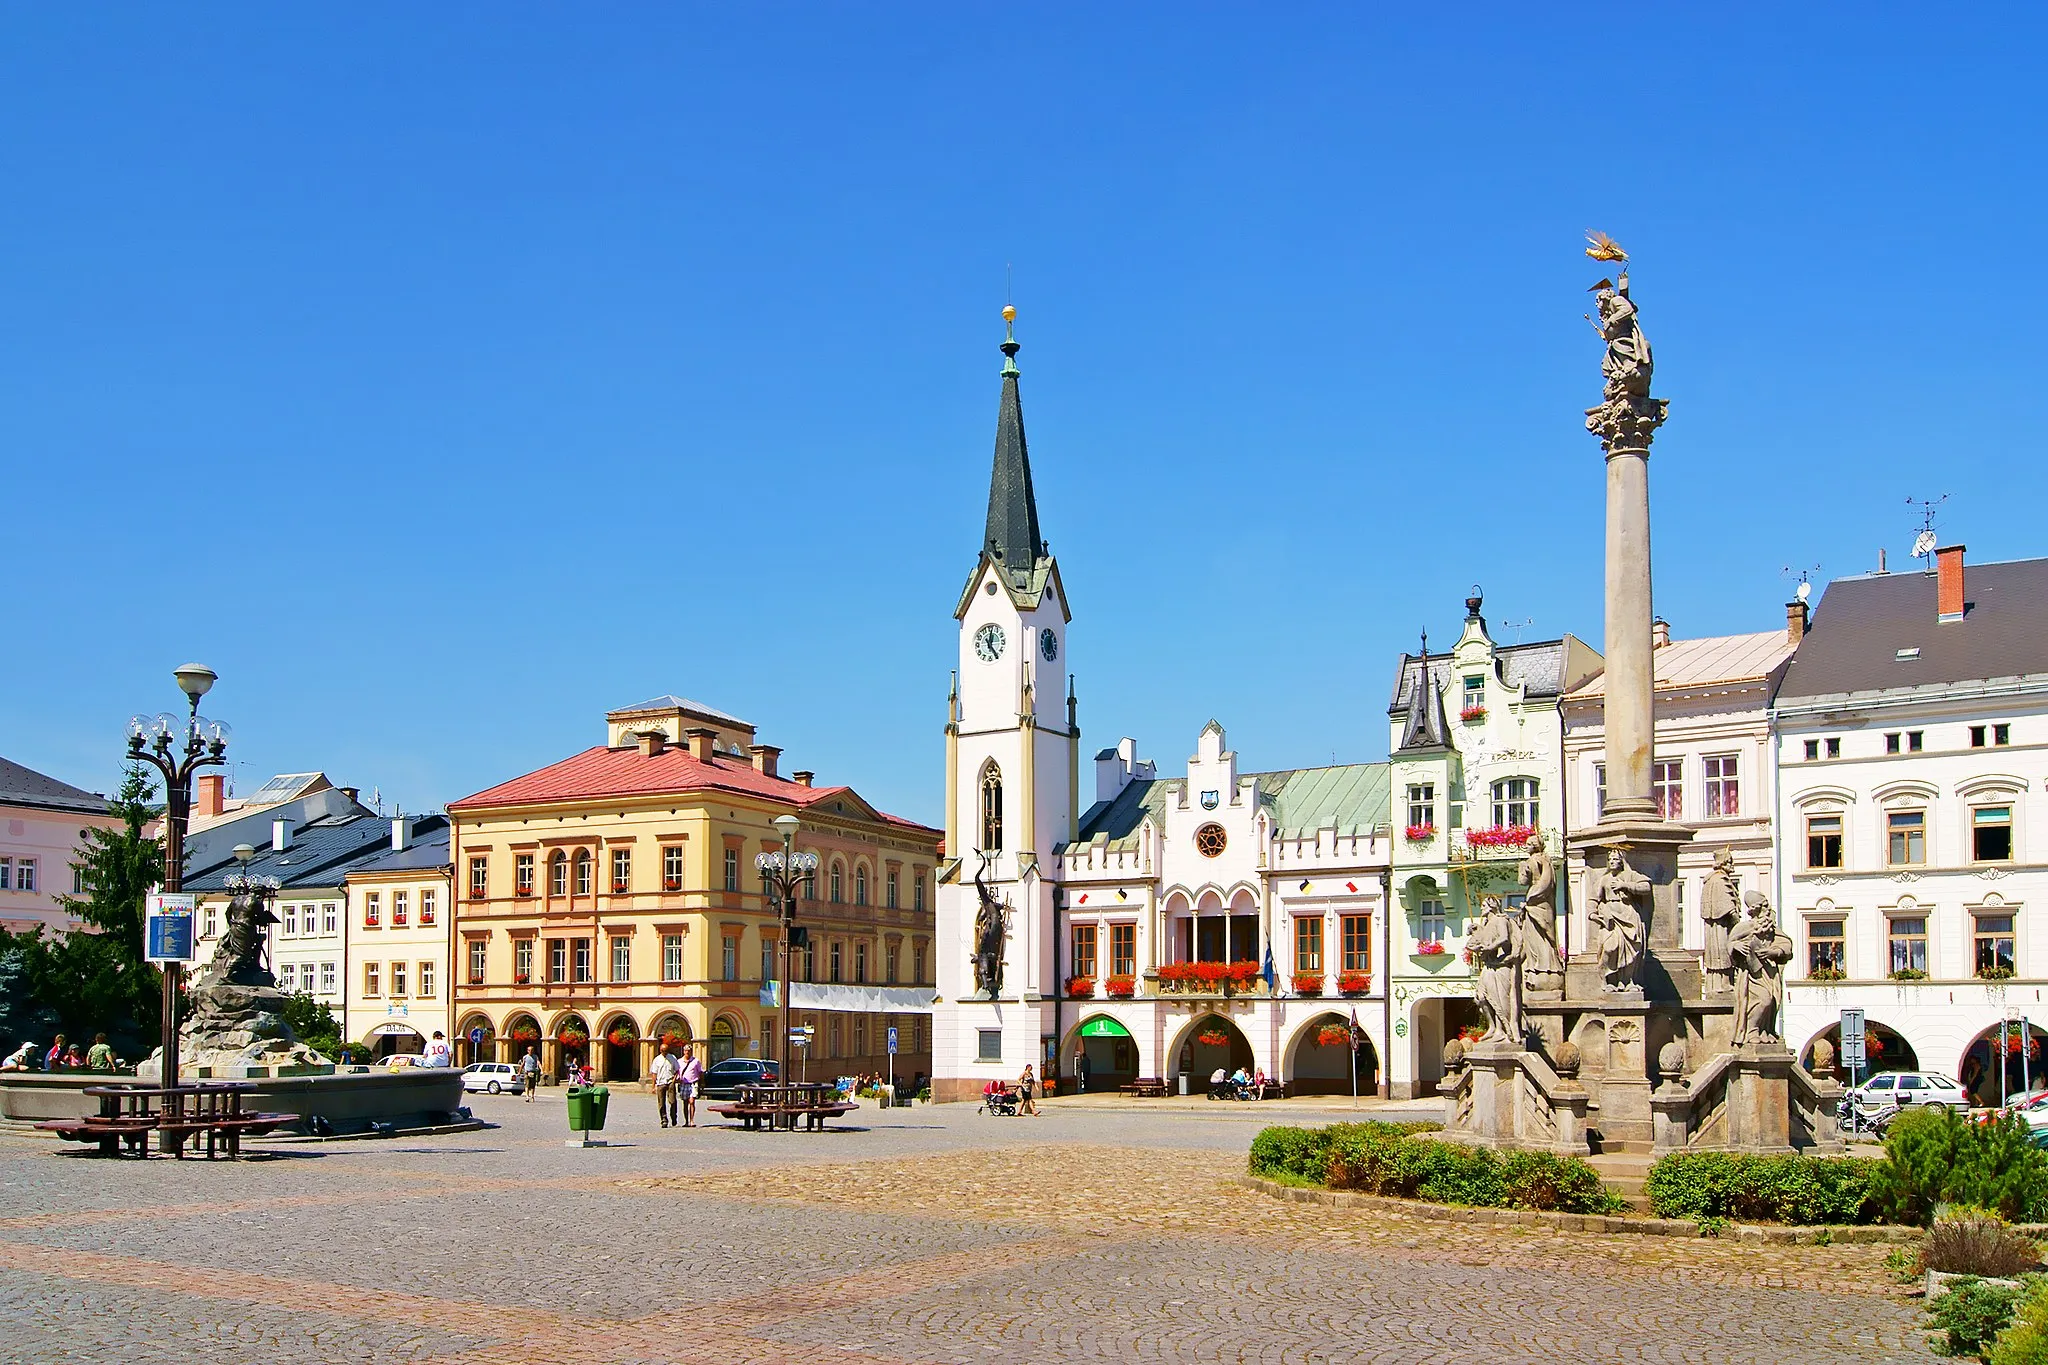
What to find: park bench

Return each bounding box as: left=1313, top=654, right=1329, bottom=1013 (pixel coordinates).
left=710, top=1081, right=859, bottom=1131
left=35, top=1083, right=291, bottom=1160
left=1119, top=1077, right=1169, bottom=1098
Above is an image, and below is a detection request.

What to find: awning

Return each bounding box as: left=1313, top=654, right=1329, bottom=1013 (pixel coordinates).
left=760, top=982, right=939, bottom=1014
left=1079, top=1018, right=1132, bottom=1039
left=371, top=1022, right=423, bottom=1038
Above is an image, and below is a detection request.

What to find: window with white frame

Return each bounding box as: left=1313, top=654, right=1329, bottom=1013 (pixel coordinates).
left=1974, top=915, right=2015, bottom=978
left=392, top=961, right=408, bottom=997
left=1973, top=806, right=2015, bottom=863
left=549, top=852, right=567, bottom=897
left=855, top=941, right=868, bottom=984
left=13, top=858, right=33, bottom=894
left=611, top=935, right=631, bottom=983
left=1593, top=762, right=1606, bottom=820
left=548, top=938, right=567, bottom=984
left=1462, top=675, right=1485, bottom=716
left=323, top=902, right=337, bottom=934
left=855, top=866, right=868, bottom=906
left=1417, top=898, right=1446, bottom=949
left=470, top=856, right=488, bottom=898
left=723, top=848, right=739, bottom=892
left=612, top=848, right=631, bottom=893
left=514, top=938, right=533, bottom=982
left=284, top=904, right=298, bottom=936
left=913, top=871, right=926, bottom=913
left=662, top=934, right=684, bottom=983
left=1490, top=778, right=1539, bottom=829
left=1887, top=811, right=1927, bottom=867
left=723, top=934, right=739, bottom=982
left=321, top=962, right=336, bottom=994
left=468, top=940, right=486, bottom=985
left=830, top=864, right=844, bottom=904
left=364, top=893, right=380, bottom=928
left=1888, top=917, right=1928, bottom=975
left=394, top=891, right=408, bottom=927
left=886, top=868, right=898, bottom=908
left=1406, top=783, right=1435, bottom=831
left=420, top=890, right=435, bottom=926
left=1704, top=754, right=1739, bottom=817
left=572, top=937, right=592, bottom=984
left=364, top=962, right=381, bottom=996
left=662, top=844, right=685, bottom=890
left=574, top=850, right=593, bottom=897
left=279, top=963, right=296, bottom=991
left=1808, top=919, right=1846, bottom=976
left=418, top=961, right=435, bottom=997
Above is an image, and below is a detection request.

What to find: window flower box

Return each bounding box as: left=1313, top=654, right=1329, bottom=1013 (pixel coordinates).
left=515, top=887, right=535, bottom=898
left=1066, top=975, right=1097, bottom=998
left=1291, top=972, right=1326, bottom=996
left=1459, top=705, right=1487, bottom=723
left=1465, top=824, right=1538, bottom=849
left=1416, top=941, right=1447, bottom=957
left=663, top=878, right=683, bottom=892
left=1224, top=960, right=1262, bottom=992
left=1337, top=970, right=1370, bottom=995
left=1807, top=965, right=1846, bottom=982
left=513, top=972, right=532, bottom=985
left=1403, top=823, right=1436, bottom=842
left=1888, top=967, right=1928, bottom=982
left=1978, top=965, right=2016, bottom=982
left=1155, top=962, right=1193, bottom=990
left=1104, top=975, right=1137, bottom=998
left=612, top=883, right=630, bottom=896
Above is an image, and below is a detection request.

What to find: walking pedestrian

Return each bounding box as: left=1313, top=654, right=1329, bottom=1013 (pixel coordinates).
left=650, top=1044, right=678, bottom=1127
left=1074, top=1044, right=1091, bottom=1094
left=677, top=1047, right=704, bottom=1127
left=1018, top=1064, right=1041, bottom=1116
left=520, top=1046, right=540, bottom=1101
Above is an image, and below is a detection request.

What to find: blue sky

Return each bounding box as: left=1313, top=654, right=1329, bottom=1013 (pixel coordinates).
left=4, top=10, right=2041, bottom=826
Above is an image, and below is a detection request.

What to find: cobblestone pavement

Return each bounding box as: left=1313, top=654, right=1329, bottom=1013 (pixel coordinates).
left=0, top=1090, right=1925, bottom=1363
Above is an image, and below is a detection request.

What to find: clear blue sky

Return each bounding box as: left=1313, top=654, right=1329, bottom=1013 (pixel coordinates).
left=4, top=10, right=2041, bottom=826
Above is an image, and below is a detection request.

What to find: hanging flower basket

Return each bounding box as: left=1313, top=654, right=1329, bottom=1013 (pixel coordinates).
left=1403, top=823, right=1436, bottom=842
left=1066, top=975, right=1097, bottom=998
left=556, top=1027, right=589, bottom=1047
left=1466, top=824, right=1538, bottom=849
left=1292, top=972, right=1326, bottom=996
left=508, top=1026, right=541, bottom=1043
left=1195, top=1027, right=1231, bottom=1047
left=1315, top=1025, right=1352, bottom=1048
left=656, top=1031, right=690, bottom=1049
left=606, top=1026, right=638, bottom=1048
left=1337, top=971, right=1370, bottom=996
left=1459, top=705, right=1487, bottom=723
left=1104, top=975, right=1137, bottom=998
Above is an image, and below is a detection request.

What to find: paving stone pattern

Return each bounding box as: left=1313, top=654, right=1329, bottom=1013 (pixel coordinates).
left=0, top=1091, right=1925, bottom=1363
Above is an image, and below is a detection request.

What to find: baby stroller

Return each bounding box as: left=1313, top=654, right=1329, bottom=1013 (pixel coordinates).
left=979, top=1081, right=1021, bottom=1116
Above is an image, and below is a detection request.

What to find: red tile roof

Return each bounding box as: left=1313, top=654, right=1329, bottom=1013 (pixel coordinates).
left=449, top=745, right=938, bottom=835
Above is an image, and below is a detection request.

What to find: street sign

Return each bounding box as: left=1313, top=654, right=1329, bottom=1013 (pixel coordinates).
left=887, top=1026, right=898, bottom=1056
left=1840, top=1008, right=1867, bottom=1069
left=144, top=892, right=197, bottom=964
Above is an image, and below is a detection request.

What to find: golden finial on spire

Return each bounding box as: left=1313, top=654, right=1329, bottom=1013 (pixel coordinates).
left=1002, top=303, right=1016, bottom=324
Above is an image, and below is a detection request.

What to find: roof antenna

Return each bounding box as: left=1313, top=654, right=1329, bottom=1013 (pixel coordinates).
left=1908, top=494, right=1948, bottom=573
left=1499, top=617, right=1533, bottom=645
left=1781, top=563, right=1820, bottom=602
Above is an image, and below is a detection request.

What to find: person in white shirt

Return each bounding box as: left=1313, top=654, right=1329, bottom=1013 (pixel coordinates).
left=423, top=1032, right=453, bottom=1068
left=650, top=1045, right=679, bottom=1127
left=677, top=1048, right=705, bottom=1128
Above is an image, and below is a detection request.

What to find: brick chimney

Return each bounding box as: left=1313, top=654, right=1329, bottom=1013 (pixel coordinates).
left=196, top=773, right=226, bottom=818
left=1786, top=598, right=1809, bottom=645
left=636, top=729, right=667, bottom=758
left=1937, top=544, right=1968, bottom=623
left=1651, top=617, right=1671, bottom=648
left=791, top=770, right=815, bottom=788
left=750, top=745, right=782, bottom=778
left=684, top=727, right=717, bottom=762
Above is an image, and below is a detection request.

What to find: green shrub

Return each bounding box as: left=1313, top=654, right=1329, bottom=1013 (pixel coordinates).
left=1257, top=1122, right=1619, bottom=1214
left=1643, top=1151, right=1875, bottom=1225
left=1991, top=1277, right=2048, bottom=1364
left=1924, top=1206, right=2044, bottom=1279
left=1874, top=1110, right=2048, bottom=1227
left=1930, top=1277, right=2027, bottom=1360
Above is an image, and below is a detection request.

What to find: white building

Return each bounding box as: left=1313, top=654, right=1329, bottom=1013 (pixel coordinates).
left=1561, top=611, right=1798, bottom=970
left=932, top=313, right=1391, bottom=1100
left=1776, top=547, right=2048, bottom=1104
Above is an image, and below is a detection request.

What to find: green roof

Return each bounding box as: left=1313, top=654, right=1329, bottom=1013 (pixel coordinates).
left=1069, top=762, right=1390, bottom=852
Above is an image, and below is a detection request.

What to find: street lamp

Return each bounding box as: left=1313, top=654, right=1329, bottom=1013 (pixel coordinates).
left=126, top=663, right=230, bottom=1103
left=755, top=813, right=817, bottom=1085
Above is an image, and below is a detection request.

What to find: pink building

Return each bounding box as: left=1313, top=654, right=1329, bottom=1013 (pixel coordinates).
left=0, top=757, right=117, bottom=936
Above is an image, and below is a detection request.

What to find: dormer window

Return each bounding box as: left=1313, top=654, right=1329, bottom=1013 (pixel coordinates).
left=1460, top=676, right=1486, bottom=721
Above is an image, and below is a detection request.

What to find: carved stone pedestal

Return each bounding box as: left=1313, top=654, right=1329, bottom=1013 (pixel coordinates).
left=1439, top=1041, right=1591, bottom=1156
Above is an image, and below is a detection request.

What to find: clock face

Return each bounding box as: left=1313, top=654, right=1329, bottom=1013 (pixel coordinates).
left=1039, top=628, right=1058, bottom=661
left=973, top=623, right=1006, bottom=662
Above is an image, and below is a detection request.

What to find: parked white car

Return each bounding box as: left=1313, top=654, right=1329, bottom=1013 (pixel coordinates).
left=1843, top=1070, right=1965, bottom=1123
left=461, top=1062, right=525, bottom=1096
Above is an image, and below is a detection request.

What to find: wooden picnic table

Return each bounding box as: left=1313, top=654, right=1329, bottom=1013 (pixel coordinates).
left=710, top=1081, right=858, bottom=1132
left=35, top=1083, right=291, bottom=1159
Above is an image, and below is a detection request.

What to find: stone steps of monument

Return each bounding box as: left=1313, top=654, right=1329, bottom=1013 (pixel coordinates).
left=1587, top=1152, right=1657, bottom=1212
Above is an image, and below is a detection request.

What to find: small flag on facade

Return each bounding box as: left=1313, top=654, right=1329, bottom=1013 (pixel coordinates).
left=1346, top=881, right=1358, bottom=893
left=1298, top=879, right=1311, bottom=892
left=1077, top=893, right=1088, bottom=905
left=1261, top=945, right=1277, bottom=995
left=1117, top=888, right=1129, bottom=901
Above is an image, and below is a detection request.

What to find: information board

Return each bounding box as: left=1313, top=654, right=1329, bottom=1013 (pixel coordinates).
left=1839, top=1007, right=1866, bottom=1070
left=144, top=892, right=197, bottom=964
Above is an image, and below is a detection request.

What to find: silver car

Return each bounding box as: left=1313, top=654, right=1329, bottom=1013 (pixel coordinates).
left=461, top=1062, right=526, bottom=1095
left=1843, top=1070, right=1964, bottom=1128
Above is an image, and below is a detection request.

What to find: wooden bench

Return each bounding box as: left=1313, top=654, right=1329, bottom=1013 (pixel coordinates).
left=35, top=1116, right=159, bottom=1158
left=709, top=1101, right=859, bottom=1132
left=1120, top=1077, right=1170, bottom=1098
left=153, top=1113, right=293, bottom=1160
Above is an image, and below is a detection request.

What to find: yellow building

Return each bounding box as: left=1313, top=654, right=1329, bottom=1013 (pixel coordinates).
left=448, top=696, right=940, bottom=1084
left=342, top=819, right=455, bottom=1059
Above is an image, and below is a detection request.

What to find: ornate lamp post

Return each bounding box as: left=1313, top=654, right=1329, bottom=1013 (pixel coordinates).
left=755, top=813, right=817, bottom=1085
left=126, top=663, right=230, bottom=1098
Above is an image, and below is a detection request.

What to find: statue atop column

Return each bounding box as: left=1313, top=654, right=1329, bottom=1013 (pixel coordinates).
left=1700, top=847, right=1742, bottom=996
left=1585, top=850, right=1649, bottom=993
left=1469, top=896, right=1524, bottom=1047
left=1583, top=233, right=1669, bottom=453
left=1730, top=892, right=1794, bottom=1046
left=1517, top=834, right=1565, bottom=994
left=971, top=852, right=1007, bottom=1000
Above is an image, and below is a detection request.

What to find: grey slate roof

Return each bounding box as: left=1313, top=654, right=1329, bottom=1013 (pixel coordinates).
left=1777, top=558, right=2048, bottom=705
left=983, top=329, right=1047, bottom=590
left=181, top=787, right=375, bottom=886
left=609, top=695, right=753, bottom=728
left=184, top=813, right=448, bottom=893
left=0, top=758, right=108, bottom=816
left=1072, top=763, right=1391, bottom=851
left=348, top=821, right=452, bottom=875
left=1396, top=640, right=1450, bottom=752
left=1388, top=640, right=1572, bottom=715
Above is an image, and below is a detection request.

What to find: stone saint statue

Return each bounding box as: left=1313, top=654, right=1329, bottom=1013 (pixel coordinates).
left=1585, top=850, right=1649, bottom=993
left=971, top=853, right=1006, bottom=1000
left=1583, top=266, right=1670, bottom=452
left=1730, top=891, right=1794, bottom=1046
left=1700, top=847, right=1741, bottom=997
left=1517, top=834, right=1565, bottom=994
left=1469, top=896, right=1524, bottom=1047
left=196, top=881, right=278, bottom=990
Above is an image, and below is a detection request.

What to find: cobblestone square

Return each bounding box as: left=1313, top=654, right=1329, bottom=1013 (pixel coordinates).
left=0, top=1092, right=1923, bottom=1363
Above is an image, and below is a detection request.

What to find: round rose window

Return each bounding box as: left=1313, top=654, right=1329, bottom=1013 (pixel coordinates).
left=1195, top=823, right=1227, bottom=857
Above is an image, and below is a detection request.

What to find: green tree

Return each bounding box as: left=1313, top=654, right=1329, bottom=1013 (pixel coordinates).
left=57, top=764, right=164, bottom=944
left=279, top=992, right=341, bottom=1058
left=42, top=763, right=168, bottom=1057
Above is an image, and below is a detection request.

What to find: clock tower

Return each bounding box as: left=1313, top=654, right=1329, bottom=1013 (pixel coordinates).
left=934, top=306, right=1079, bottom=1101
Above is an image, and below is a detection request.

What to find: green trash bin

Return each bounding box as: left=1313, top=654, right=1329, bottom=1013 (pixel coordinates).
left=565, top=1084, right=590, bottom=1131
left=588, top=1084, right=610, bottom=1131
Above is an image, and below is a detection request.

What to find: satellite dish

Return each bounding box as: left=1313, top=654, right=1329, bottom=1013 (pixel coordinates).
left=1912, top=529, right=1938, bottom=558
left=1796, top=581, right=1812, bottom=603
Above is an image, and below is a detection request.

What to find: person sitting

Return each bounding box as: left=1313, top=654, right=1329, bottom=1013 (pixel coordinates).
left=1229, top=1066, right=1253, bottom=1100
left=1250, top=1067, right=1272, bottom=1099
left=0, top=1043, right=33, bottom=1071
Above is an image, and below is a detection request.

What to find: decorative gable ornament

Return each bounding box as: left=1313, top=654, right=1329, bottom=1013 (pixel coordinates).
left=1201, top=790, right=1220, bottom=810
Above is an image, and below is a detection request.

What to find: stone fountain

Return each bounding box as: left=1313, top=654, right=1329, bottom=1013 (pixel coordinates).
left=1440, top=241, right=1841, bottom=1156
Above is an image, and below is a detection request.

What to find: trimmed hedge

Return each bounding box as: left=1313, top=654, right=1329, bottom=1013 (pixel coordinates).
left=1249, top=1122, right=1620, bottom=1215
left=1644, top=1151, right=1876, bottom=1226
